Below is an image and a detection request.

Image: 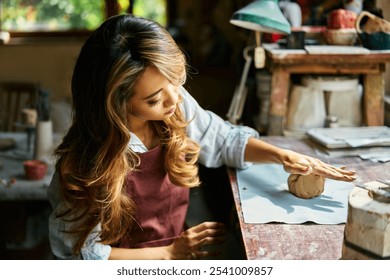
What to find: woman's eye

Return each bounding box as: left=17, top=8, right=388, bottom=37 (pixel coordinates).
left=148, top=99, right=162, bottom=106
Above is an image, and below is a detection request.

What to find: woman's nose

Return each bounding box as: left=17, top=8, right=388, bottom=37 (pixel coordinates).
left=164, top=86, right=178, bottom=107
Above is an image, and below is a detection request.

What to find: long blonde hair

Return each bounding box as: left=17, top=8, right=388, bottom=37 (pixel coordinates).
left=54, top=14, right=200, bottom=253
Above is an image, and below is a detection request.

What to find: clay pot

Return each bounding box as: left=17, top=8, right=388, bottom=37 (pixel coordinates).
left=23, top=160, right=48, bottom=180
left=355, top=11, right=390, bottom=50
left=327, top=9, right=357, bottom=29
left=355, top=11, right=390, bottom=33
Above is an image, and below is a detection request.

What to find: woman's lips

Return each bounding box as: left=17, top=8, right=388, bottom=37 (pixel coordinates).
left=165, top=106, right=176, bottom=115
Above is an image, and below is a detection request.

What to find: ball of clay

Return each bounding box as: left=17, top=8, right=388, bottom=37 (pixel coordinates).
left=287, top=173, right=325, bottom=199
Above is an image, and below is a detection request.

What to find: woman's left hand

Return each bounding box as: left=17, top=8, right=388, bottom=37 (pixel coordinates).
left=165, top=221, right=226, bottom=260
left=281, top=149, right=356, bottom=182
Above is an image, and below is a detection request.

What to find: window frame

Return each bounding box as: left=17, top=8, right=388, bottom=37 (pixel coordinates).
left=5, top=0, right=174, bottom=39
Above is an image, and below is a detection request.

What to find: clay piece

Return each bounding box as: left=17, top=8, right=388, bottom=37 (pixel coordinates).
left=288, top=173, right=325, bottom=199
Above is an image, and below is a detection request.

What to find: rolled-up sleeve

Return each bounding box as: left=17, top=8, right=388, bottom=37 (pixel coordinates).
left=80, top=224, right=111, bottom=260
left=180, top=87, right=259, bottom=169
left=47, top=172, right=111, bottom=260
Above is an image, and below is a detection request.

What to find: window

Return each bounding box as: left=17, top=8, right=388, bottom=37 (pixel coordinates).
left=1, top=0, right=167, bottom=36
left=132, top=0, right=167, bottom=27
left=2, top=0, right=105, bottom=32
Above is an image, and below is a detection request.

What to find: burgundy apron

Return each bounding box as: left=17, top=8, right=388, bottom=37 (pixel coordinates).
left=119, top=145, right=189, bottom=248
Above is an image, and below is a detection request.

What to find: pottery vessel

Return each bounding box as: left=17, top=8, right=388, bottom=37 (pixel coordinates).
left=23, top=160, right=48, bottom=180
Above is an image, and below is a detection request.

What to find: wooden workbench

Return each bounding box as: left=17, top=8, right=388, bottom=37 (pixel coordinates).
left=264, top=44, right=390, bottom=135
left=228, top=136, right=390, bottom=260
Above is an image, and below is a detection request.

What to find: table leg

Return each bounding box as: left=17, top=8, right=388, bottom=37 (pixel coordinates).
left=363, top=74, right=384, bottom=126
left=267, top=69, right=290, bottom=135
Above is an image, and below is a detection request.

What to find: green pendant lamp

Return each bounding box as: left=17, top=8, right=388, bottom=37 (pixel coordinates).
left=230, top=0, right=291, bottom=34
left=227, top=0, right=291, bottom=124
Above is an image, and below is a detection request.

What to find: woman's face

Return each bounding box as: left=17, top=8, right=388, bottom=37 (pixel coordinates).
left=128, top=66, right=179, bottom=123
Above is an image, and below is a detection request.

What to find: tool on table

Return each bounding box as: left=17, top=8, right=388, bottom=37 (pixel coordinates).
left=353, top=181, right=390, bottom=200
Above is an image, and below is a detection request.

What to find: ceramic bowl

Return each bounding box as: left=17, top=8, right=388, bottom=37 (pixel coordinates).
left=358, top=31, right=390, bottom=50
left=324, top=28, right=358, bottom=45
left=23, top=160, right=48, bottom=180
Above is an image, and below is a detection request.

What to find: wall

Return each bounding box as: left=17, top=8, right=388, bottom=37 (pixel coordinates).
left=377, top=0, right=390, bottom=18
left=0, top=39, right=85, bottom=101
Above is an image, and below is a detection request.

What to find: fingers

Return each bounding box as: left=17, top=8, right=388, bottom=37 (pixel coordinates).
left=298, top=160, right=356, bottom=181
left=185, top=235, right=225, bottom=260
left=185, top=236, right=225, bottom=260
left=311, top=165, right=356, bottom=182
left=305, top=159, right=356, bottom=181
left=182, top=222, right=226, bottom=243
left=338, top=166, right=357, bottom=176
left=180, top=222, right=226, bottom=260
left=283, top=153, right=357, bottom=182
left=198, top=234, right=225, bottom=248
left=192, top=247, right=222, bottom=259
left=190, top=221, right=225, bottom=233
left=187, top=252, right=199, bottom=260
left=186, top=222, right=226, bottom=241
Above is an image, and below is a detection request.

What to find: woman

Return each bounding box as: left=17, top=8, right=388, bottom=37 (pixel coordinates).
left=48, top=14, right=356, bottom=260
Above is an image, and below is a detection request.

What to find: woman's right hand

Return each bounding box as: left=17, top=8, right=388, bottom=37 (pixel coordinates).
left=165, top=221, right=226, bottom=260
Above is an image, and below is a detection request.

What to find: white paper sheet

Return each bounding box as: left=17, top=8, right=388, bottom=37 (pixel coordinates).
left=236, top=164, right=354, bottom=224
